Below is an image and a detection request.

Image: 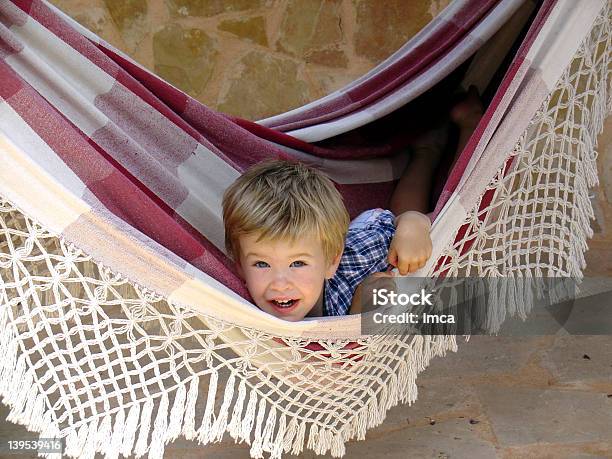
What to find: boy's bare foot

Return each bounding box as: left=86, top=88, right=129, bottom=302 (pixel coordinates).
left=450, top=86, right=484, bottom=129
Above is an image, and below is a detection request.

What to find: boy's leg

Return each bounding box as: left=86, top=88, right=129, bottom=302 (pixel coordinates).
left=389, top=88, right=484, bottom=216
left=389, top=142, right=444, bottom=215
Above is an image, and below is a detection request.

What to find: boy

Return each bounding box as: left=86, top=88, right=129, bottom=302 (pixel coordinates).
left=222, top=89, right=484, bottom=321
left=222, top=160, right=432, bottom=321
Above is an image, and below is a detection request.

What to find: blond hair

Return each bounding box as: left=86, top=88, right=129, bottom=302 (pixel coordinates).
left=222, top=160, right=349, bottom=261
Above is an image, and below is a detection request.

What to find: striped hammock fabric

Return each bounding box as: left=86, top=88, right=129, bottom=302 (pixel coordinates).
left=0, top=0, right=609, bottom=458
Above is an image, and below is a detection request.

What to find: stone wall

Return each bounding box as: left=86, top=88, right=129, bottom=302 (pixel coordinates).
left=48, top=0, right=450, bottom=120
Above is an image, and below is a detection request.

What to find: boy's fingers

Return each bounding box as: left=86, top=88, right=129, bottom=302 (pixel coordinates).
left=387, top=248, right=398, bottom=267
left=397, top=259, right=410, bottom=276
left=393, top=249, right=434, bottom=275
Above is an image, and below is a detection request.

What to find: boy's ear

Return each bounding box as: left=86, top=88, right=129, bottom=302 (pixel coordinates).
left=325, top=251, right=342, bottom=279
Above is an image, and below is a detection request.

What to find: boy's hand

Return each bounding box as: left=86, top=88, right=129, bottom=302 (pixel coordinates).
left=387, top=211, right=432, bottom=275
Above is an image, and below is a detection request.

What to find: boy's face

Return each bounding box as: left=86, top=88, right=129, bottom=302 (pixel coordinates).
left=236, top=233, right=341, bottom=322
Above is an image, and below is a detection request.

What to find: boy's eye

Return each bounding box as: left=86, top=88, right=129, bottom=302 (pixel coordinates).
left=253, top=261, right=269, bottom=268
left=290, top=260, right=306, bottom=268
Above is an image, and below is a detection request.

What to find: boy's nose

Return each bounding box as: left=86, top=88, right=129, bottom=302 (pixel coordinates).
left=269, top=270, right=292, bottom=290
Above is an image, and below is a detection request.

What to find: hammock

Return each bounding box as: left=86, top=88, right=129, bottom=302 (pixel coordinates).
left=0, top=0, right=609, bottom=457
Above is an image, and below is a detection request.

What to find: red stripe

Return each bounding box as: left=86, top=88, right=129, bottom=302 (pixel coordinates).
left=0, top=62, right=24, bottom=100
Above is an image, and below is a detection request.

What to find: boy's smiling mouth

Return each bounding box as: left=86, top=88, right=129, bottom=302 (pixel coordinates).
left=269, top=298, right=300, bottom=312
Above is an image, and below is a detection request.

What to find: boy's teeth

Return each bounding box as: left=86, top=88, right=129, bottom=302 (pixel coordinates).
left=274, top=299, right=295, bottom=308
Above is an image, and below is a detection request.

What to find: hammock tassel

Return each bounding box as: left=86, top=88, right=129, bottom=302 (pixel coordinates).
left=377, top=385, right=388, bottom=424
left=197, top=370, right=218, bottom=444
left=105, top=407, right=125, bottom=459
left=270, top=411, right=286, bottom=459
left=261, top=404, right=277, bottom=453
left=212, top=372, right=236, bottom=441
left=95, top=414, right=112, bottom=456
left=314, top=427, right=333, bottom=455
left=7, top=374, right=35, bottom=424
left=306, top=423, right=319, bottom=452
left=166, top=383, right=186, bottom=442
left=290, top=419, right=306, bottom=455
left=134, top=398, right=154, bottom=458
left=80, top=417, right=100, bottom=459
left=331, top=432, right=346, bottom=458
left=397, top=359, right=409, bottom=401
left=249, top=397, right=268, bottom=458
left=351, top=403, right=368, bottom=440
left=241, top=389, right=258, bottom=444
left=282, top=416, right=298, bottom=453
left=19, top=386, right=41, bottom=430
left=65, top=423, right=88, bottom=457
left=121, top=402, right=141, bottom=456
left=228, top=377, right=247, bottom=440
left=28, top=392, right=46, bottom=432
left=387, top=372, right=399, bottom=409
left=37, top=412, right=59, bottom=459
left=367, top=391, right=380, bottom=427
left=182, top=376, right=199, bottom=440
left=6, top=356, right=29, bottom=420
left=63, top=427, right=76, bottom=458
left=149, top=391, right=169, bottom=459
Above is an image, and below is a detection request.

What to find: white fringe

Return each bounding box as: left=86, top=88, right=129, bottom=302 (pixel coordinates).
left=260, top=404, right=276, bottom=453
left=291, top=420, right=306, bottom=455
left=249, top=397, right=267, bottom=459
left=211, top=372, right=235, bottom=442
left=228, top=378, right=247, bottom=440
left=95, top=414, right=112, bottom=456
left=80, top=417, right=99, bottom=459
left=134, top=398, right=154, bottom=458
left=182, top=376, right=199, bottom=440
left=270, top=412, right=286, bottom=459
left=148, top=392, right=169, bottom=459
left=241, top=389, right=258, bottom=444
left=166, top=383, right=186, bottom=442
left=197, top=371, right=218, bottom=444
left=121, top=403, right=140, bottom=456
left=106, top=407, right=125, bottom=459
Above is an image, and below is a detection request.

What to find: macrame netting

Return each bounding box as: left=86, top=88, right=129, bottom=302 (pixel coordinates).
left=0, top=2, right=610, bottom=459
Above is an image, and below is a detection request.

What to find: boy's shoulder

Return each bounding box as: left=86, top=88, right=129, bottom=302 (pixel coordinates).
left=323, top=209, right=395, bottom=316
left=347, top=208, right=395, bottom=236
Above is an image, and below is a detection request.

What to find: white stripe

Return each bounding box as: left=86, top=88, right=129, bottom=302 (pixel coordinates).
left=0, top=101, right=88, bottom=199
left=0, top=103, right=90, bottom=234
left=175, top=145, right=241, bottom=252
left=6, top=17, right=114, bottom=135
left=527, top=0, right=604, bottom=89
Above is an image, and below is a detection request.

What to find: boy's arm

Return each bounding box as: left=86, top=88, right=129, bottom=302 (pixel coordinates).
left=387, top=211, right=432, bottom=275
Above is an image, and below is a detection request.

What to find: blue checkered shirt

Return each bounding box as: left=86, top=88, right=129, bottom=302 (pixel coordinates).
left=324, top=209, right=396, bottom=316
